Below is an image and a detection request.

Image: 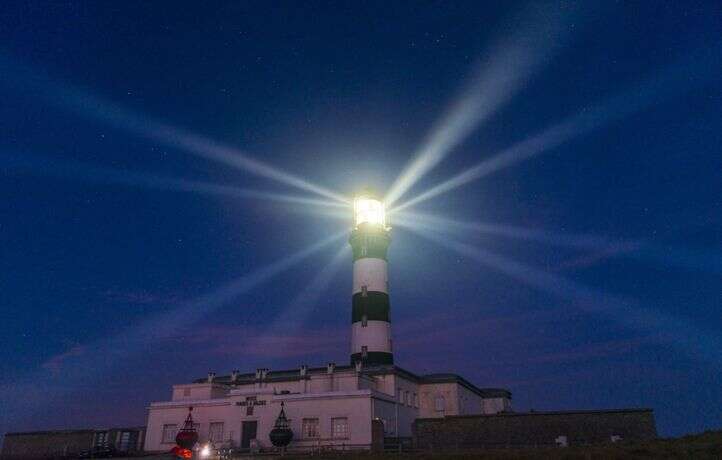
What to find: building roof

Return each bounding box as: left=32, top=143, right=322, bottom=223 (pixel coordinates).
left=192, top=364, right=511, bottom=399
left=419, top=373, right=512, bottom=399
left=416, top=407, right=654, bottom=422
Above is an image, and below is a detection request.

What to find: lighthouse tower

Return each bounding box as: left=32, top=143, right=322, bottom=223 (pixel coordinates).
left=349, top=193, right=393, bottom=366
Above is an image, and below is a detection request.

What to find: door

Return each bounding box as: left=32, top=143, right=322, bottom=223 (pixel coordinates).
left=241, top=421, right=258, bottom=448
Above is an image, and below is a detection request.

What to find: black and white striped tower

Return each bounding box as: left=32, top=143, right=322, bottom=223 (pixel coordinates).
left=349, top=193, right=393, bottom=366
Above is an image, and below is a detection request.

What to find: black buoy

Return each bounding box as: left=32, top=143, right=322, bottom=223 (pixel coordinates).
left=269, top=402, right=293, bottom=448
left=175, top=407, right=199, bottom=450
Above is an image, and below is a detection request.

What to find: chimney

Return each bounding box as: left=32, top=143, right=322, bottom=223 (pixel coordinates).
left=300, top=365, right=308, bottom=377
left=327, top=362, right=336, bottom=374
left=230, top=370, right=240, bottom=382
left=207, top=372, right=216, bottom=383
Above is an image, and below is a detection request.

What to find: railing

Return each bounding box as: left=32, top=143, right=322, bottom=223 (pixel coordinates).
left=221, top=439, right=374, bottom=458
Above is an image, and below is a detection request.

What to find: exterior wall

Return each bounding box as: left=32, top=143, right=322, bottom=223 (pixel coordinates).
left=146, top=400, right=235, bottom=451
left=482, top=396, right=511, bottom=414
left=281, top=392, right=373, bottom=449
left=365, top=373, right=422, bottom=438
left=418, top=382, right=509, bottom=417
left=418, top=382, right=459, bottom=418
left=172, top=383, right=228, bottom=401
left=456, top=384, right=483, bottom=416
left=414, top=409, right=657, bottom=449
left=146, top=387, right=376, bottom=452
left=370, top=374, right=395, bottom=397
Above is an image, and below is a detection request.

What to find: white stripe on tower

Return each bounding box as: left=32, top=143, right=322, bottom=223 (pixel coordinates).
left=352, top=258, right=388, bottom=294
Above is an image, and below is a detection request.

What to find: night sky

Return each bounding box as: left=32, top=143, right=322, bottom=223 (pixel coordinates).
left=1, top=1, right=721, bottom=439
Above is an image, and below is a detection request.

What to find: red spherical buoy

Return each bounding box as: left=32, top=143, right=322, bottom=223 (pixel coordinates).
left=175, top=429, right=199, bottom=450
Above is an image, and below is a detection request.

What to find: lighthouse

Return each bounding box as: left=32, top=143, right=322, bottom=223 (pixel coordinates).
left=349, top=193, right=393, bottom=366
left=143, top=191, right=516, bottom=454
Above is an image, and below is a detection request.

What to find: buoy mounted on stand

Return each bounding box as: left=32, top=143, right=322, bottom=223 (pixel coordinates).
left=172, top=407, right=198, bottom=459
left=269, top=402, right=293, bottom=449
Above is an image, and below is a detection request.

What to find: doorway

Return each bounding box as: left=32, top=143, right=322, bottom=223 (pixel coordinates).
left=241, top=421, right=258, bottom=448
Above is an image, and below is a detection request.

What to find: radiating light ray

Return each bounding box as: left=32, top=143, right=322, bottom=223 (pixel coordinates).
left=384, top=2, right=574, bottom=206
left=239, top=244, right=350, bottom=358
left=406, top=225, right=722, bottom=366
left=294, top=206, right=352, bottom=223
left=0, top=56, right=349, bottom=204
left=398, top=211, right=722, bottom=276
left=1, top=151, right=344, bottom=209
left=0, top=230, right=346, bottom=422
left=393, top=210, right=615, bottom=249
left=99, top=230, right=346, bottom=349
left=393, top=46, right=722, bottom=213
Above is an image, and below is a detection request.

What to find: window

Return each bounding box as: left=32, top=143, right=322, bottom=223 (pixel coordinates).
left=302, top=418, right=319, bottom=438
left=404, top=390, right=410, bottom=406
left=94, top=431, right=108, bottom=447
left=413, top=393, right=418, bottom=408
left=209, top=422, right=224, bottom=442
left=118, top=431, right=132, bottom=451
left=162, top=424, right=178, bottom=443
left=183, top=388, right=191, bottom=397
left=332, top=417, right=349, bottom=438
left=434, top=395, right=445, bottom=412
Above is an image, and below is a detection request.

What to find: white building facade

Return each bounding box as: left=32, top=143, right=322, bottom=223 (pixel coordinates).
left=144, top=194, right=511, bottom=452
left=145, top=365, right=511, bottom=451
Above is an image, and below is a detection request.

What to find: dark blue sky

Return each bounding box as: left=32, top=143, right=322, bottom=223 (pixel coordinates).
left=1, top=1, right=721, bottom=438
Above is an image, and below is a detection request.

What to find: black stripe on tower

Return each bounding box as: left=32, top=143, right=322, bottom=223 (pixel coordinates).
left=352, top=292, right=390, bottom=322
left=351, top=351, right=393, bottom=365
left=349, top=226, right=390, bottom=261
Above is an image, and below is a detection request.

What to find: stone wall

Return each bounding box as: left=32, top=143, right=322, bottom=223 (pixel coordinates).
left=414, top=408, right=656, bottom=449
left=1, top=428, right=145, bottom=459
left=1, top=430, right=95, bottom=459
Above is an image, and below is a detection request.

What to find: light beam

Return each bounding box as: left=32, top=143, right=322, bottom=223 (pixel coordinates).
left=237, top=244, right=349, bottom=359
left=384, top=2, right=573, bottom=206
left=0, top=230, right=346, bottom=424
left=407, top=225, right=722, bottom=366
left=2, top=151, right=345, bottom=209
left=393, top=210, right=615, bottom=249
left=393, top=45, right=721, bottom=213
left=0, top=56, right=348, bottom=204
